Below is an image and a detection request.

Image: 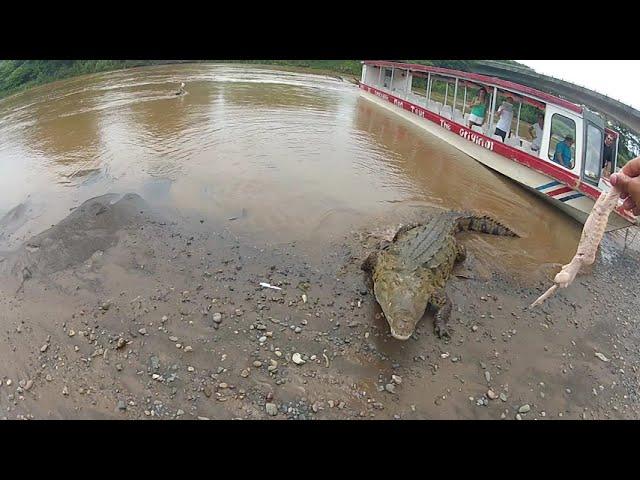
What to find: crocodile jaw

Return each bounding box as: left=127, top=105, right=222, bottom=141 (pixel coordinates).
left=389, top=327, right=412, bottom=341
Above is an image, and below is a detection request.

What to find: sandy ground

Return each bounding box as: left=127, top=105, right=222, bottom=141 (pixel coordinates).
left=1, top=193, right=639, bottom=420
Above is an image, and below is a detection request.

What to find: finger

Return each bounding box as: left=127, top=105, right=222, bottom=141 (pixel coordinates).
left=622, top=157, right=640, bottom=178
left=611, top=171, right=633, bottom=194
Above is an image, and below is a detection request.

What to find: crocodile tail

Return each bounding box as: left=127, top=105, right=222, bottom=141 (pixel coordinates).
left=455, top=214, right=518, bottom=237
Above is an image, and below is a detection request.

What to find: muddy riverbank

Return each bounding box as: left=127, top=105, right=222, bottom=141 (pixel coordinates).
left=1, top=193, right=639, bottom=420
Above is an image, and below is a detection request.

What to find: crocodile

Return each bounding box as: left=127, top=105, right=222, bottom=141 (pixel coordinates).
left=362, top=212, right=518, bottom=341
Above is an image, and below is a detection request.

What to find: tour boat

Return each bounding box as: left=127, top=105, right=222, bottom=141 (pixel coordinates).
left=358, top=60, right=637, bottom=231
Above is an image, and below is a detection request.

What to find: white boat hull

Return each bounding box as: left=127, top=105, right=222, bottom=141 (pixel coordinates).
left=360, top=89, right=633, bottom=232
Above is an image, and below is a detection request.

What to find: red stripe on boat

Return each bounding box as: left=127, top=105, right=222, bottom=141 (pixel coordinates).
left=546, top=186, right=573, bottom=197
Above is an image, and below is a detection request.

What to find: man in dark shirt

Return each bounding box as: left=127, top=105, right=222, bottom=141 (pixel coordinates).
left=602, top=134, right=614, bottom=177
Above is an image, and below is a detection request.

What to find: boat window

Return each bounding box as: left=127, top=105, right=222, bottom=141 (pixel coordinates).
left=411, top=75, right=427, bottom=97
left=583, top=122, right=603, bottom=184
left=547, top=113, right=576, bottom=169
left=383, top=68, right=392, bottom=88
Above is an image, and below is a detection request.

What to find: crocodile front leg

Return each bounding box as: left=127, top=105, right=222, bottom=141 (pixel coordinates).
left=430, top=290, right=452, bottom=339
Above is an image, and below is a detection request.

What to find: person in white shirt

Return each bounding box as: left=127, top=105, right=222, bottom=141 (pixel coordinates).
left=528, top=113, right=544, bottom=151
left=493, top=96, right=514, bottom=141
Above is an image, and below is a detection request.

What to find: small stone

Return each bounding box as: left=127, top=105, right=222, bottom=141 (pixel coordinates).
left=518, top=404, right=531, bottom=414
left=594, top=352, right=610, bottom=362
left=487, top=389, right=498, bottom=400
left=240, top=369, right=250, bottom=378
left=187, top=366, right=195, bottom=372
left=169, top=336, right=178, bottom=342
left=116, top=364, right=123, bottom=371
left=161, top=315, right=168, bottom=322
left=117, top=400, right=127, bottom=411
left=45, top=375, right=52, bottom=382
left=40, top=343, right=49, bottom=353
left=6, top=379, right=13, bottom=386
left=219, top=383, right=228, bottom=389
left=485, top=371, right=491, bottom=382
left=259, top=336, right=267, bottom=343
left=184, top=346, right=193, bottom=352
left=62, top=386, right=69, bottom=396
left=68, top=330, right=76, bottom=337
left=253, top=361, right=263, bottom=367
left=472, top=325, right=478, bottom=332
left=385, top=383, right=396, bottom=394
left=499, top=393, right=507, bottom=402
left=391, top=375, right=402, bottom=384
left=275, top=351, right=282, bottom=357
left=302, top=294, right=308, bottom=304
left=116, top=338, right=126, bottom=349
left=265, top=403, right=278, bottom=416
left=292, top=353, right=305, bottom=365
left=138, top=328, right=147, bottom=335
left=515, top=413, right=522, bottom=420
left=212, top=313, right=223, bottom=323
left=294, top=327, right=302, bottom=334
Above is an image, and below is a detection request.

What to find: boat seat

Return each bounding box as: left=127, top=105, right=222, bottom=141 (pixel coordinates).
left=428, top=102, right=440, bottom=115
left=471, top=125, right=484, bottom=134
left=492, top=134, right=503, bottom=142
left=453, top=112, right=465, bottom=125
left=441, top=111, right=453, bottom=120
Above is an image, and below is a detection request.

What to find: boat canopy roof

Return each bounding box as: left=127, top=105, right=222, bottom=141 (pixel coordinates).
left=363, top=60, right=582, bottom=115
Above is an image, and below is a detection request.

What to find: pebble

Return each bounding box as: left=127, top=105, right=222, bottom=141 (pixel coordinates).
left=219, top=383, right=228, bottom=389
left=161, top=315, right=168, bottom=322
left=68, top=330, right=76, bottom=337
left=138, top=328, right=147, bottom=335
left=485, top=371, right=491, bottom=382
left=117, top=400, right=127, bottom=411
left=302, top=294, right=308, bottom=304
left=265, top=403, right=278, bottom=416
left=169, top=336, right=178, bottom=342
left=240, top=369, right=250, bottom=378
left=45, top=375, right=52, bottom=382
left=40, top=343, right=49, bottom=353
left=472, top=325, right=478, bottom=332
left=487, top=389, right=498, bottom=400
left=595, top=352, right=610, bottom=362
left=391, top=375, right=402, bottom=384
left=294, top=327, right=302, bottom=334
left=187, top=366, right=195, bottom=372
left=518, top=404, right=531, bottom=414
left=253, top=361, right=263, bottom=367
left=292, top=353, right=305, bottom=365
left=62, top=386, right=69, bottom=396
left=212, top=313, right=223, bottom=323
left=6, top=379, right=12, bottom=386
left=275, top=351, right=282, bottom=358
left=384, top=383, right=396, bottom=394
left=116, top=338, right=126, bottom=349
left=499, top=392, right=507, bottom=402
left=259, top=336, right=267, bottom=343
left=515, top=414, right=522, bottom=420
left=184, top=346, right=193, bottom=352
left=177, top=409, right=185, bottom=416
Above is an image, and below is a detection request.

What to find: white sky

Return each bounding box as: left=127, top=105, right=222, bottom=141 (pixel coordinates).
left=516, top=61, right=640, bottom=111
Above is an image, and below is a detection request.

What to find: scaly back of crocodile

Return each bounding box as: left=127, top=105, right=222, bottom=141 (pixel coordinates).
left=395, top=212, right=518, bottom=270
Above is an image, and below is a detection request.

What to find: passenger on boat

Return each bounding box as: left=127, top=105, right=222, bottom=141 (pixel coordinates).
left=610, top=157, right=640, bottom=216
left=494, top=97, right=514, bottom=141
left=553, top=135, right=574, bottom=168
left=528, top=113, right=544, bottom=151
left=467, top=88, right=487, bottom=129
left=602, top=133, right=614, bottom=177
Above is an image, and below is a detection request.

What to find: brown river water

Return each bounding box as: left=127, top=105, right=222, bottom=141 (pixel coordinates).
left=0, top=64, right=580, bottom=272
